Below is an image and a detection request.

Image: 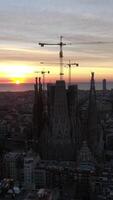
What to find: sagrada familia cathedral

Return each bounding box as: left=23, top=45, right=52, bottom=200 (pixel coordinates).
left=31, top=72, right=104, bottom=162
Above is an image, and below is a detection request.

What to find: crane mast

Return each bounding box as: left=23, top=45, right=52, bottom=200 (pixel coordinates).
left=59, top=36, right=64, bottom=80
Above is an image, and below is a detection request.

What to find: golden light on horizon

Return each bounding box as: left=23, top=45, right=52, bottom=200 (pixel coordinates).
left=0, top=63, right=34, bottom=83
left=0, top=61, right=113, bottom=84
left=11, top=77, right=26, bottom=84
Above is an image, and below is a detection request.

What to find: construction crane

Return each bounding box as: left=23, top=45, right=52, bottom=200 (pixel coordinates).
left=66, top=60, right=79, bottom=86
left=39, top=36, right=71, bottom=80
left=35, top=70, right=50, bottom=90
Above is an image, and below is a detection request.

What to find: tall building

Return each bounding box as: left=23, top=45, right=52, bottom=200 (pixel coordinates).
left=32, top=79, right=81, bottom=161
left=24, top=149, right=40, bottom=189
left=47, top=83, right=55, bottom=130
left=102, top=79, right=107, bottom=94
left=77, top=141, right=95, bottom=171
left=67, top=85, right=81, bottom=156
left=32, top=77, right=44, bottom=153
left=4, top=152, right=24, bottom=185
left=76, top=141, right=96, bottom=200
left=87, top=72, right=98, bottom=156
left=47, top=80, right=77, bottom=161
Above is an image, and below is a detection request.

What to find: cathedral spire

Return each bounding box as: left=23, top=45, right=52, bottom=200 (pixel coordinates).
left=32, top=77, right=44, bottom=153
left=39, top=77, right=42, bottom=92
left=89, top=72, right=96, bottom=101
left=87, top=72, right=98, bottom=155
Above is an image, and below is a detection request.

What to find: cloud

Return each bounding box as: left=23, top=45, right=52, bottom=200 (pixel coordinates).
left=0, top=0, right=113, bottom=79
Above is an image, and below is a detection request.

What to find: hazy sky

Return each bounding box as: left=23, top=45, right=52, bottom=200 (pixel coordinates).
left=0, top=0, right=113, bottom=83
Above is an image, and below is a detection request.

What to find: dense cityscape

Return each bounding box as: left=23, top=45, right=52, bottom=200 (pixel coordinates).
left=0, top=74, right=113, bottom=200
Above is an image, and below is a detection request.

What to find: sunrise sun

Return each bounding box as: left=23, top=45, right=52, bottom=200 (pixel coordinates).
left=16, top=80, right=20, bottom=84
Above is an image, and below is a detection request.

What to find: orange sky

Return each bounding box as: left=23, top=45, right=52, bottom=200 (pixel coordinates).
left=0, top=62, right=113, bottom=84
left=0, top=45, right=113, bottom=84
left=0, top=63, right=113, bottom=84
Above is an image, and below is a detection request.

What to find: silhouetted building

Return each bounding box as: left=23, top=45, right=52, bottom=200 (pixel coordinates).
left=48, top=81, right=77, bottom=160
left=76, top=141, right=96, bottom=200
left=77, top=141, right=95, bottom=172
left=47, top=83, right=55, bottom=130
left=24, top=149, right=40, bottom=189
left=87, top=73, right=104, bottom=159
left=103, top=79, right=107, bottom=95
left=87, top=72, right=98, bottom=156
left=4, top=152, right=24, bottom=185
left=32, top=77, right=44, bottom=153
left=67, top=85, right=81, bottom=157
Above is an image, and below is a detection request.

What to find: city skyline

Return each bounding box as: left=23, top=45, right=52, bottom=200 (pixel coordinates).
left=0, top=0, right=113, bottom=83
